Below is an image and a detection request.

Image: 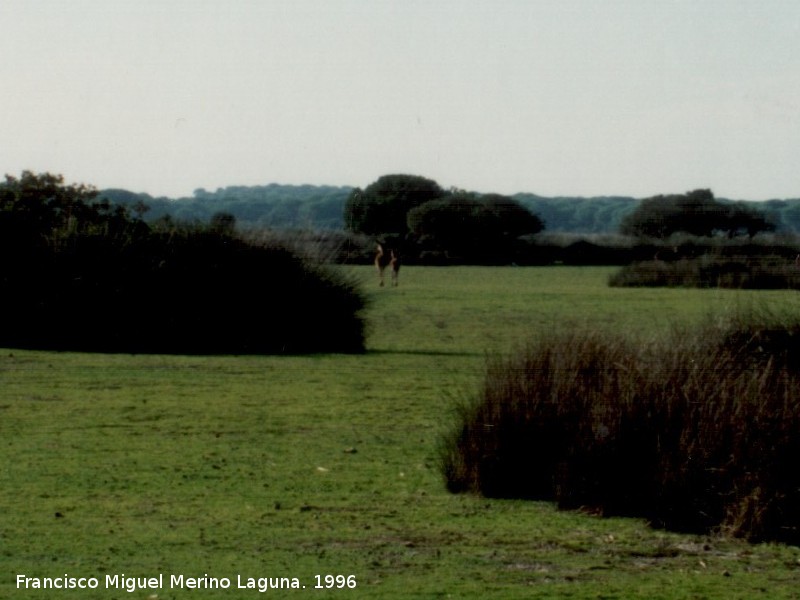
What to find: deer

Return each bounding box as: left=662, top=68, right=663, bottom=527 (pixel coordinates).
left=374, top=243, right=400, bottom=287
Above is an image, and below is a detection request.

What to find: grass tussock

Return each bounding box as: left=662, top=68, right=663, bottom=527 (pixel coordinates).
left=441, top=310, right=800, bottom=544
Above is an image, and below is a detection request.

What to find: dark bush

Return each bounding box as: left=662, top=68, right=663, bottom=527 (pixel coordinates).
left=560, top=240, right=632, bottom=265
left=609, top=255, right=800, bottom=289
left=0, top=230, right=366, bottom=354
left=441, top=314, right=800, bottom=543
left=0, top=172, right=367, bottom=354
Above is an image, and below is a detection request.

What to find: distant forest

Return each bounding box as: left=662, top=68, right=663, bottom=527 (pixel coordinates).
left=98, top=185, right=800, bottom=234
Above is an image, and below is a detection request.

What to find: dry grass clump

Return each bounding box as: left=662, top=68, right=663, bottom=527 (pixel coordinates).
left=441, top=311, right=800, bottom=543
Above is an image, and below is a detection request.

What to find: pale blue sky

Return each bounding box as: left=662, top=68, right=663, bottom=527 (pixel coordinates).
left=2, top=0, right=799, bottom=199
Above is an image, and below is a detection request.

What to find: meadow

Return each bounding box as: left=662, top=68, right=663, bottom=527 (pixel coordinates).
left=2, top=266, right=800, bottom=599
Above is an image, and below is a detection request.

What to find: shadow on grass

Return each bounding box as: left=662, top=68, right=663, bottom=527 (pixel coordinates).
left=369, top=349, right=485, bottom=358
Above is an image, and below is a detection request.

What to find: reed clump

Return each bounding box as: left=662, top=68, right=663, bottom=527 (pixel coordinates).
left=441, top=311, right=800, bottom=543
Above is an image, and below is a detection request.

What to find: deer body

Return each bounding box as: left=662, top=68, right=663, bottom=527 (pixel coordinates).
left=375, top=243, right=400, bottom=287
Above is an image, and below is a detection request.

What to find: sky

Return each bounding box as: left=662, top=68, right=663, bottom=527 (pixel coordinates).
left=2, top=0, right=799, bottom=200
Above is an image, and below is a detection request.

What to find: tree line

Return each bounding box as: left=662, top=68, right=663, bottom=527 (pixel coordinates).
left=99, top=181, right=800, bottom=235
left=340, top=177, right=786, bottom=266
left=96, top=174, right=790, bottom=267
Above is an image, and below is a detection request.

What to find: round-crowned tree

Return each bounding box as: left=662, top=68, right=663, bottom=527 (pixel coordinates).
left=407, top=192, right=544, bottom=263
left=619, top=189, right=776, bottom=239
left=344, top=174, right=447, bottom=236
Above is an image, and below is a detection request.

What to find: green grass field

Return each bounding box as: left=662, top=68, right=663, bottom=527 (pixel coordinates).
left=2, top=266, right=800, bottom=598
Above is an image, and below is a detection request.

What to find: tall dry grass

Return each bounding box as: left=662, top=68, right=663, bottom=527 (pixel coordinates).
left=441, top=310, right=800, bottom=543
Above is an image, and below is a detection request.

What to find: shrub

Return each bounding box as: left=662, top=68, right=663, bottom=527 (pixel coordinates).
left=609, top=254, right=800, bottom=289
left=440, top=313, right=800, bottom=543
left=0, top=230, right=367, bottom=354
left=0, top=171, right=368, bottom=354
